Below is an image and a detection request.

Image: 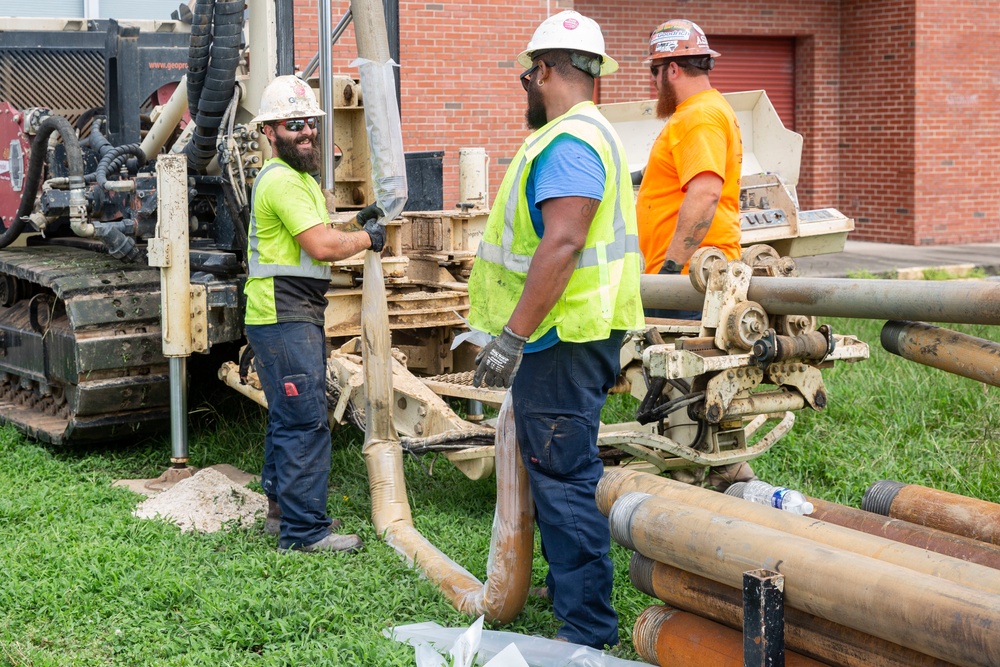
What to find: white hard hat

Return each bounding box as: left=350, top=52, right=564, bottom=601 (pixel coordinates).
left=517, top=10, right=618, bottom=77
left=251, top=75, right=326, bottom=125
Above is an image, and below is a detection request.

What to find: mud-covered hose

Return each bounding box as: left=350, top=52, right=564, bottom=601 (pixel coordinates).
left=0, top=114, right=84, bottom=249
left=185, top=0, right=245, bottom=171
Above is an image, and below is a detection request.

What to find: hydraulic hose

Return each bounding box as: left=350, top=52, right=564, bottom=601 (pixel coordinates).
left=82, top=117, right=115, bottom=160
left=185, top=0, right=245, bottom=171
left=186, top=0, right=215, bottom=120
left=1, top=114, right=84, bottom=249
left=95, top=144, right=147, bottom=192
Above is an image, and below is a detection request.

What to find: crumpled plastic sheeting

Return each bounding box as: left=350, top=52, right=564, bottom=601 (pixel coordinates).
left=451, top=311, right=492, bottom=351
left=388, top=618, right=650, bottom=667
left=351, top=57, right=407, bottom=222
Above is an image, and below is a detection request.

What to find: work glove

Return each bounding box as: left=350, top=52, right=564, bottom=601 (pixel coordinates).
left=473, top=326, right=529, bottom=389
left=357, top=204, right=385, bottom=252
left=238, top=343, right=255, bottom=385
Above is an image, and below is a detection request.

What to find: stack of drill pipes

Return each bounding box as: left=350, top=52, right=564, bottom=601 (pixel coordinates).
left=807, top=496, right=1000, bottom=570
left=631, top=603, right=830, bottom=667
left=607, top=490, right=1000, bottom=667
left=864, top=480, right=1000, bottom=546
left=597, top=469, right=1000, bottom=595
left=353, top=0, right=532, bottom=623
left=629, top=553, right=959, bottom=667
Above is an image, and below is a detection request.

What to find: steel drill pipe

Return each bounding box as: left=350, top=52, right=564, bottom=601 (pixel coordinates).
left=629, top=554, right=959, bottom=667
left=808, top=497, right=1000, bottom=570
left=608, top=491, right=1000, bottom=667
left=597, top=469, right=1000, bottom=594
left=864, top=480, right=1000, bottom=546
left=632, top=604, right=828, bottom=667
left=639, top=274, right=1000, bottom=325
left=881, top=320, right=1000, bottom=387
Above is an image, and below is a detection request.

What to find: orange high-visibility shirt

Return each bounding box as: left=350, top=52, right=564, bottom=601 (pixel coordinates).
left=636, top=88, right=742, bottom=273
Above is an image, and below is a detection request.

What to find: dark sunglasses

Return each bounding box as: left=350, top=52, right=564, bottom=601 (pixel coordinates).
left=520, top=64, right=540, bottom=92
left=649, top=62, right=671, bottom=78
left=276, top=117, right=318, bottom=132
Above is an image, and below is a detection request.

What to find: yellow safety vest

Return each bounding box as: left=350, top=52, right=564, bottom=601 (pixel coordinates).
left=467, top=101, right=644, bottom=343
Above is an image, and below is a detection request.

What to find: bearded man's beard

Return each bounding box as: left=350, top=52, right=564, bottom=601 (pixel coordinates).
left=274, top=131, right=321, bottom=174
left=525, top=84, right=548, bottom=131
left=656, top=79, right=679, bottom=119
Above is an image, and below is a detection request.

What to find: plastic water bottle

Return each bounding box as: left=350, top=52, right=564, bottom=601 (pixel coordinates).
left=742, top=480, right=815, bottom=515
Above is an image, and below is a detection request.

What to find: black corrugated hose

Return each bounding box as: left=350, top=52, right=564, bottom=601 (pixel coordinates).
left=95, top=144, right=147, bottom=191
left=186, top=0, right=215, bottom=121
left=185, top=0, right=245, bottom=171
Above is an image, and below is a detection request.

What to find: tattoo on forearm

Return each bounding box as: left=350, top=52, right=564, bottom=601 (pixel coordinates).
left=683, top=218, right=713, bottom=250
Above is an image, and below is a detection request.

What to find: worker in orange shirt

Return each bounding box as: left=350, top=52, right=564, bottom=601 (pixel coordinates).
left=636, top=21, right=755, bottom=489
left=636, top=19, right=742, bottom=320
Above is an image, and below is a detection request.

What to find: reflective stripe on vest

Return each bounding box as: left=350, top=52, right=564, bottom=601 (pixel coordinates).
left=476, top=112, right=640, bottom=275
left=248, top=161, right=331, bottom=280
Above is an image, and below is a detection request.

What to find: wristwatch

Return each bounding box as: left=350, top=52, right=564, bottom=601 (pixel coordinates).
left=660, top=259, right=683, bottom=274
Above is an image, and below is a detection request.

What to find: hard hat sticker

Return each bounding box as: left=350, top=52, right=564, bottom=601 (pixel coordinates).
left=655, top=41, right=679, bottom=54
left=563, top=18, right=579, bottom=30
left=652, top=28, right=691, bottom=42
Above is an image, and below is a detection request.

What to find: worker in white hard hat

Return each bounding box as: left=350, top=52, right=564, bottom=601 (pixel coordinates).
left=635, top=23, right=756, bottom=490
left=467, top=10, right=643, bottom=650
left=636, top=19, right=743, bottom=317
left=243, top=75, right=384, bottom=553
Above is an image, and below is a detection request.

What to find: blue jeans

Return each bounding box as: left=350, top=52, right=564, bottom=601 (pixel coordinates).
left=511, top=333, right=625, bottom=649
left=246, top=321, right=333, bottom=549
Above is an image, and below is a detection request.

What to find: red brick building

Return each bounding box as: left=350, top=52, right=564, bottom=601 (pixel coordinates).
left=295, top=1, right=1000, bottom=245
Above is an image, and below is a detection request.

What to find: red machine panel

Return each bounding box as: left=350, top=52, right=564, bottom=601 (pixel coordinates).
left=0, top=102, right=32, bottom=227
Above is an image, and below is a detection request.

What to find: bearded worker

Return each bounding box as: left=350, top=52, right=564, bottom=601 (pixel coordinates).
left=636, top=19, right=743, bottom=321
left=466, top=11, right=644, bottom=650
left=245, top=75, right=384, bottom=553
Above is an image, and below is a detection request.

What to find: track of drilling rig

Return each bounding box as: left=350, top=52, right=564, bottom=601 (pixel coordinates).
left=0, top=244, right=174, bottom=444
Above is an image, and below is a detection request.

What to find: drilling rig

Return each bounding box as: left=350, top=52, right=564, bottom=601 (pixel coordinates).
left=0, top=1, right=890, bottom=492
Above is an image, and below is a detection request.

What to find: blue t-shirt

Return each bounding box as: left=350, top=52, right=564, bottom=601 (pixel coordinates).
left=522, top=134, right=606, bottom=353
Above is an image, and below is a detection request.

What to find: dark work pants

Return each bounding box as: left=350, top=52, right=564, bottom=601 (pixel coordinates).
left=511, top=332, right=625, bottom=649
left=246, top=321, right=333, bottom=549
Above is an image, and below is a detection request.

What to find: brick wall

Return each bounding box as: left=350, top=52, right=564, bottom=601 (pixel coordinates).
left=913, top=2, right=1000, bottom=244
left=839, top=0, right=916, bottom=243
left=577, top=0, right=841, bottom=215
left=288, top=1, right=999, bottom=245
left=292, top=0, right=572, bottom=209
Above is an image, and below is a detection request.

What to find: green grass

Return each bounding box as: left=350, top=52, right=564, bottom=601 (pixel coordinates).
left=1, top=317, right=998, bottom=665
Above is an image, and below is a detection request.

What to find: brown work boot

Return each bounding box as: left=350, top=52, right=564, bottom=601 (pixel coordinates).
left=264, top=498, right=281, bottom=536
left=263, top=499, right=342, bottom=535
left=298, top=532, right=364, bottom=554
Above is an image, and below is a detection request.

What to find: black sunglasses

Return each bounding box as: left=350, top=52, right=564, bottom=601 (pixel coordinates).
left=276, top=117, right=318, bottom=132
left=520, top=64, right=540, bottom=91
